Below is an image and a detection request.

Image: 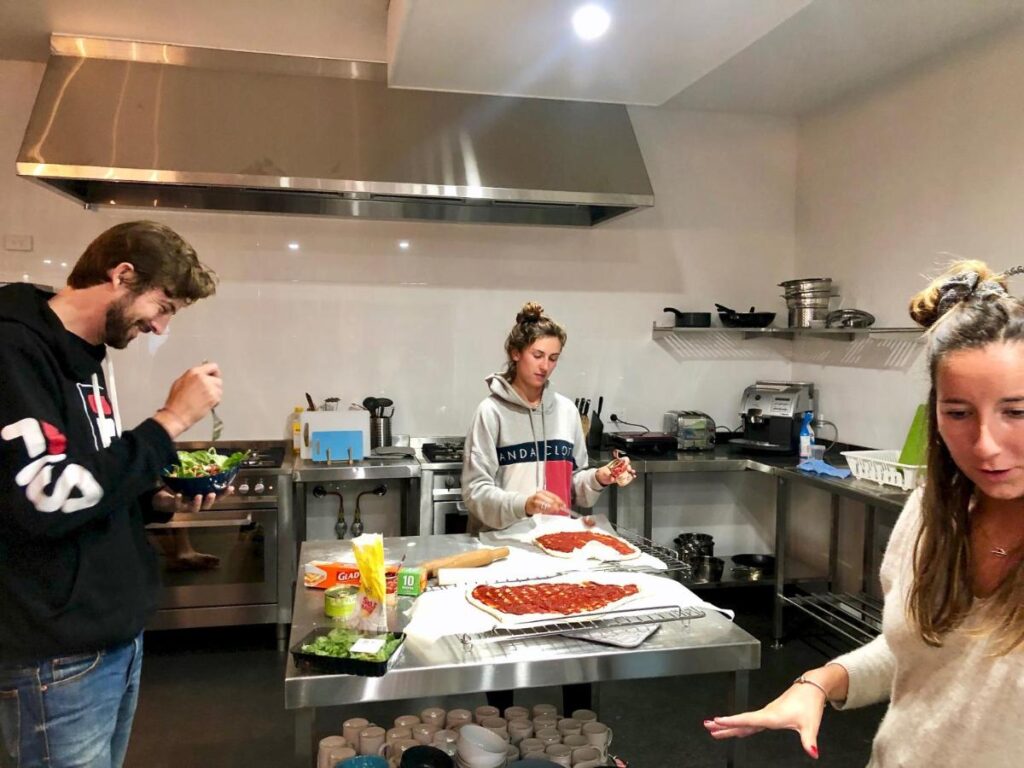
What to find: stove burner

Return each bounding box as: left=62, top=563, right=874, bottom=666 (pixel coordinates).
left=215, top=446, right=286, bottom=469
left=423, top=441, right=465, bottom=463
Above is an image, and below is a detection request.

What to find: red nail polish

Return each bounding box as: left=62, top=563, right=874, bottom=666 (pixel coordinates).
left=810, top=745, right=819, bottom=759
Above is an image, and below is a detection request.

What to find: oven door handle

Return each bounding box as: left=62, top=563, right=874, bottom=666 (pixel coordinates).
left=146, top=513, right=253, bottom=530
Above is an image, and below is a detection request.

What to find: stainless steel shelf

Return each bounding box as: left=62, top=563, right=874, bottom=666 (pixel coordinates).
left=686, top=555, right=823, bottom=590
left=652, top=323, right=922, bottom=342
left=781, top=591, right=882, bottom=645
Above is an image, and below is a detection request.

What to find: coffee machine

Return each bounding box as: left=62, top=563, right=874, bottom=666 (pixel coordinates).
left=731, top=381, right=815, bottom=454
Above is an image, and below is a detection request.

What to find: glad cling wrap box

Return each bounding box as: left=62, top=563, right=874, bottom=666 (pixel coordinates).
left=303, top=559, right=399, bottom=592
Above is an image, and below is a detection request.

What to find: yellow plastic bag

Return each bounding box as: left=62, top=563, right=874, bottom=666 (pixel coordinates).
left=351, top=533, right=387, bottom=632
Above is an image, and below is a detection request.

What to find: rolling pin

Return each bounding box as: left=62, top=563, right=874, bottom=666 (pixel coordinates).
left=419, top=547, right=510, bottom=579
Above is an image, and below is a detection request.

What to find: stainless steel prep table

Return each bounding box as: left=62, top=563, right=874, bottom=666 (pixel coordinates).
left=286, top=536, right=760, bottom=768
left=590, top=446, right=910, bottom=644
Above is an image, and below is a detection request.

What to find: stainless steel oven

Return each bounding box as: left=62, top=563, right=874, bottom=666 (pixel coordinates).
left=145, top=441, right=289, bottom=640
left=415, top=437, right=467, bottom=534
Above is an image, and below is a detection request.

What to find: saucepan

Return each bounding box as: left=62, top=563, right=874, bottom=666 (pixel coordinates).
left=663, top=307, right=711, bottom=328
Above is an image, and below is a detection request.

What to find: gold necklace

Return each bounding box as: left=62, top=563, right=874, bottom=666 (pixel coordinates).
left=972, top=517, right=1024, bottom=559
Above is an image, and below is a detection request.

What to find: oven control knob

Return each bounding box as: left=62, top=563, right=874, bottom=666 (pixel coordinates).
left=254, top=479, right=265, bottom=494
left=237, top=481, right=250, bottom=494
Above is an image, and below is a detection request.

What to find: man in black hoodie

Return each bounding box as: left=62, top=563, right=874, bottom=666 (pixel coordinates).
left=0, top=221, right=222, bottom=768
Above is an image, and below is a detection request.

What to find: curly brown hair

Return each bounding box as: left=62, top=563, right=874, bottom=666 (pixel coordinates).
left=502, top=302, right=568, bottom=382
left=908, top=259, right=1024, bottom=655
left=68, top=221, right=217, bottom=303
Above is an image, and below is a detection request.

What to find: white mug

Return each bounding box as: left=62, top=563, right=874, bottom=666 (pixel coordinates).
left=557, top=718, right=582, bottom=736
left=562, top=734, right=588, bottom=750
left=545, top=743, right=572, bottom=767
left=411, top=723, right=438, bottom=745
left=504, top=706, right=531, bottom=722
left=571, top=709, right=598, bottom=724
left=421, top=707, right=447, bottom=729
left=571, top=745, right=602, bottom=765
left=342, top=718, right=369, bottom=747
left=532, top=703, right=558, bottom=719
left=582, top=721, right=613, bottom=753
left=317, top=736, right=348, bottom=768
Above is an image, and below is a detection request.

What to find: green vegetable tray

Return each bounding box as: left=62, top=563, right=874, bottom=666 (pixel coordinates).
left=290, top=627, right=405, bottom=677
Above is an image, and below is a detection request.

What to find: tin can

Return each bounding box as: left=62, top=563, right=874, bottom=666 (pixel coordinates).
left=324, top=585, right=359, bottom=619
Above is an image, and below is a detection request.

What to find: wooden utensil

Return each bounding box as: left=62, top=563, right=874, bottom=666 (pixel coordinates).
left=419, top=547, right=510, bottom=578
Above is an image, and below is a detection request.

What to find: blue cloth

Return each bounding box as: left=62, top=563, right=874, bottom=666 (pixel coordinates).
left=0, top=631, right=143, bottom=767
left=797, top=458, right=852, bottom=479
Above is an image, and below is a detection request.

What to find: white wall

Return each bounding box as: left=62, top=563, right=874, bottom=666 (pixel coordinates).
left=0, top=59, right=797, bottom=549
left=794, top=24, right=1024, bottom=450
left=789, top=24, right=1024, bottom=588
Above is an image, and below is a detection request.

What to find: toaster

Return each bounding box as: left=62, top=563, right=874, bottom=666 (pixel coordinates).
left=663, top=411, right=716, bottom=451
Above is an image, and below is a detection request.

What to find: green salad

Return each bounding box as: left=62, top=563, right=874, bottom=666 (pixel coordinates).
left=164, top=448, right=248, bottom=478
left=300, top=628, right=403, bottom=662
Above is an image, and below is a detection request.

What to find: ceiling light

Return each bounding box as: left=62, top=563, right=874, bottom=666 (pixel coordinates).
left=43, top=259, right=52, bottom=265
left=398, top=240, right=410, bottom=250
left=60, top=262, right=67, bottom=268
left=572, top=4, right=610, bottom=41
left=288, top=242, right=300, bottom=251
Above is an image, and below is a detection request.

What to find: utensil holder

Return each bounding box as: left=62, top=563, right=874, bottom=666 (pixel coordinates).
left=370, top=417, right=392, bottom=450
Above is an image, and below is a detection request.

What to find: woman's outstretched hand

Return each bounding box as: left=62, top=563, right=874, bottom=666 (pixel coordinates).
left=703, top=675, right=836, bottom=760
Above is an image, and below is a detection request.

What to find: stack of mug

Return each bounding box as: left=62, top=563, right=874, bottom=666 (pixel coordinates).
left=324, top=704, right=615, bottom=768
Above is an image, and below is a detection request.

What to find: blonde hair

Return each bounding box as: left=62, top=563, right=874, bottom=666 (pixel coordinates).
left=908, top=259, right=1024, bottom=655
left=502, top=302, right=567, bottom=382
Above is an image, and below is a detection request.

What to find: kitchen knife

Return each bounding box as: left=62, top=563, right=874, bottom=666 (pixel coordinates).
left=419, top=547, right=511, bottom=578
left=596, top=396, right=604, bottom=416
left=305, top=392, right=317, bottom=411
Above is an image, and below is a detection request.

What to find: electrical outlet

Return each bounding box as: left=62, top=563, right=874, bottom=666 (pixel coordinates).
left=3, top=234, right=33, bottom=252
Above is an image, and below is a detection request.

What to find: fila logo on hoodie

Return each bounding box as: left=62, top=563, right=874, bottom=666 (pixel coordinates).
left=1, top=417, right=103, bottom=513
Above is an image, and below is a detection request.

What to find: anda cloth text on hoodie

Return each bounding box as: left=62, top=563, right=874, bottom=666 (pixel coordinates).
left=462, top=374, right=604, bottom=533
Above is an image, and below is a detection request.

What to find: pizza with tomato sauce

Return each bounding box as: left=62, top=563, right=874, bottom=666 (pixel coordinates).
left=468, top=580, right=642, bottom=623
left=534, top=530, right=641, bottom=561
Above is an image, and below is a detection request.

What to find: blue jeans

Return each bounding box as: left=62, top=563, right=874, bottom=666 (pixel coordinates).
left=0, top=633, right=143, bottom=768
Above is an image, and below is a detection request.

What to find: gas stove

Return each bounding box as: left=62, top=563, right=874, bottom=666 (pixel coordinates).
left=422, top=440, right=465, bottom=464
left=216, top=445, right=286, bottom=469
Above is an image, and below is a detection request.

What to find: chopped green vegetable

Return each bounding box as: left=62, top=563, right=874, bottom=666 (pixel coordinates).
left=164, top=448, right=248, bottom=478
left=300, top=628, right=402, bottom=662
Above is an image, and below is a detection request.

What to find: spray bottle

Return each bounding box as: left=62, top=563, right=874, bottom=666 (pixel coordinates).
left=799, top=411, right=815, bottom=460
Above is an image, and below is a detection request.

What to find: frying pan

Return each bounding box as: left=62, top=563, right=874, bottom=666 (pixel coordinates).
left=715, top=304, right=776, bottom=328
left=731, top=554, right=776, bottom=573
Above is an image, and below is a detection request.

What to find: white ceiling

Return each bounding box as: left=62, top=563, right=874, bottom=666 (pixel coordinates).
left=1, top=0, right=1022, bottom=114
left=386, top=0, right=812, bottom=106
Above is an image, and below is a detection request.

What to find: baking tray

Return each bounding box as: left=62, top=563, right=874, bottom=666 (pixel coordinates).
left=290, top=628, right=405, bottom=676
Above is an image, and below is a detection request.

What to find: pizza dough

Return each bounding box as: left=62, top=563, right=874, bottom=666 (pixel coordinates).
left=533, top=530, right=641, bottom=561
left=466, top=579, right=644, bottom=625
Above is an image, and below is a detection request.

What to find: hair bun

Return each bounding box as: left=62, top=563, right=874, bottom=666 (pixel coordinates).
left=516, top=301, right=545, bottom=324
left=908, top=259, right=1006, bottom=328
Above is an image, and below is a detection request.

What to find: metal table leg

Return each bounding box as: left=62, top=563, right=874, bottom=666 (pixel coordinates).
left=773, top=476, right=790, bottom=647
left=828, top=494, right=840, bottom=591
left=607, top=484, right=618, bottom=526
left=294, top=707, right=315, bottom=768
left=726, top=670, right=750, bottom=768
left=643, top=473, right=654, bottom=541
left=862, top=505, right=877, bottom=595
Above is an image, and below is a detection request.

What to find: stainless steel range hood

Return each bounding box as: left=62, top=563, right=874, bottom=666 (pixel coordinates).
left=17, top=36, right=654, bottom=227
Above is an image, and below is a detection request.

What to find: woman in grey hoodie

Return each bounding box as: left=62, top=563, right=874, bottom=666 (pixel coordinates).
left=462, top=302, right=635, bottom=715
left=462, top=301, right=634, bottom=532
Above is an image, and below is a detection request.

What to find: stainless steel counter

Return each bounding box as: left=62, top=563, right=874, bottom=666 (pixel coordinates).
left=291, top=456, right=420, bottom=482
left=286, top=535, right=759, bottom=768
left=590, top=445, right=911, bottom=647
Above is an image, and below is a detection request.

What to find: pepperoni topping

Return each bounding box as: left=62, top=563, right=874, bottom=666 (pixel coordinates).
left=536, top=531, right=637, bottom=556
left=471, top=581, right=639, bottom=616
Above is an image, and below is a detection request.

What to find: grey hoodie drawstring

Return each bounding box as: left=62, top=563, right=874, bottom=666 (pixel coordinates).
left=526, top=394, right=549, bottom=492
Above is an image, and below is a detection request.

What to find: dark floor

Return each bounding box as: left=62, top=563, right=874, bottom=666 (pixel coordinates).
left=127, top=589, right=885, bottom=767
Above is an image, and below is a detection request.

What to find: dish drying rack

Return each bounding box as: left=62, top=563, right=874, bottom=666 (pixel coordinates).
left=444, top=522, right=704, bottom=650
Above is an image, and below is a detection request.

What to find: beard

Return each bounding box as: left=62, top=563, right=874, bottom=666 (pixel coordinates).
left=104, top=294, right=145, bottom=349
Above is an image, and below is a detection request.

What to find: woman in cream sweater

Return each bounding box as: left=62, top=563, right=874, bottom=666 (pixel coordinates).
left=705, top=261, right=1024, bottom=766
